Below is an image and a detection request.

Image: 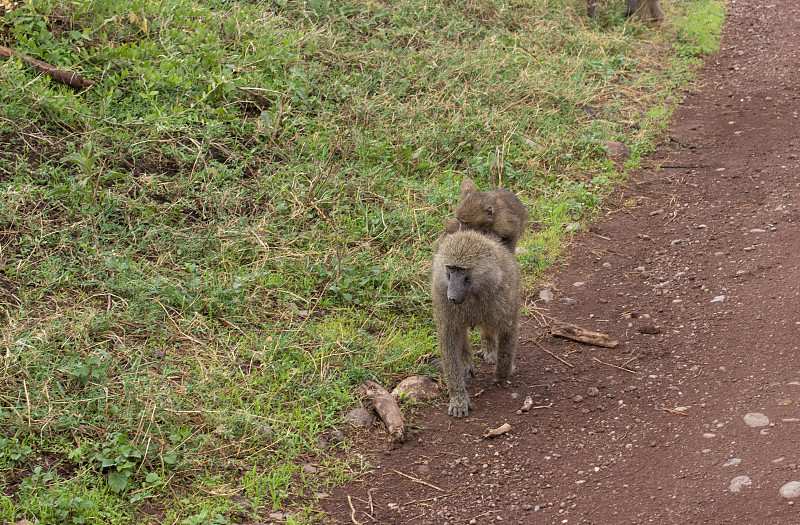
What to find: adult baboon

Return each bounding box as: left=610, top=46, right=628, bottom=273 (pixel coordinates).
left=453, top=178, right=529, bottom=253
left=431, top=230, right=522, bottom=418
left=587, top=0, right=665, bottom=22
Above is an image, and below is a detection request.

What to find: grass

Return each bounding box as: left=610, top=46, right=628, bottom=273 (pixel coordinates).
left=0, top=0, right=725, bottom=522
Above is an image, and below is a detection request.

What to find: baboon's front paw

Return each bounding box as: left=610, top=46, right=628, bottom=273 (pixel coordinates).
left=448, top=399, right=474, bottom=418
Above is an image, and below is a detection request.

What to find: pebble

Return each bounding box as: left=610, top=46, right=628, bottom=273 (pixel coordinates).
left=602, top=262, right=611, bottom=268
left=710, top=295, right=725, bottom=303
left=303, top=464, right=318, bottom=475
left=779, top=481, right=800, bottom=499
left=703, top=433, right=716, bottom=439
left=345, top=408, right=374, bottom=428
left=743, top=412, right=770, bottom=427
left=560, top=298, right=577, bottom=305
left=329, top=429, right=345, bottom=444
left=729, top=476, right=752, bottom=493
left=573, top=395, right=584, bottom=403
left=587, top=387, right=600, bottom=397
left=539, top=289, right=554, bottom=302
left=573, top=281, right=585, bottom=287
left=723, top=458, right=742, bottom=467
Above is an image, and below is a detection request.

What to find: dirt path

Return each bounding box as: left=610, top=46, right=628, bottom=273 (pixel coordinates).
left=321, top=0, right=800, bottom=522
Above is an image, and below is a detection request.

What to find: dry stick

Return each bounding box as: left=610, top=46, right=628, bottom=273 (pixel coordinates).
left=529, top=339, right=574, bottom=368
left=592, top=356, right=635, bottom=374
left=663, top=407, right=688, bottom=416
left=347, top=496, right=362, bottom=525
left=393, top=469, right=445, bottom=492
left=550, top=322, right=619, bottom=348
left=358, top=380, right=405, bottom=442
left=0, top=44, right=95, bottom=89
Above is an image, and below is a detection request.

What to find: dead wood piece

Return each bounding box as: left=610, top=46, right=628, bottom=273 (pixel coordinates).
left=520, top=396, right=534, bottom=412
left=483, top=423, right=511, bottom=439
left=0, top=44, right=95, bottom=89
left=359, top=380, right=405, bottom=442
left=550, top=322, right=618, bottom=348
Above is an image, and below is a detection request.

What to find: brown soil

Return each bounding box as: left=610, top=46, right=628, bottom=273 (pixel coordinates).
left=321, top=0, right=800, bottom=523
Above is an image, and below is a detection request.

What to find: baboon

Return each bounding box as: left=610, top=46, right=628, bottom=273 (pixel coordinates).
left=430, top=230, right=522, bottom=418
left=453, top=178, right=529, bottom=253
left=587, top=0, right=664, bottom=22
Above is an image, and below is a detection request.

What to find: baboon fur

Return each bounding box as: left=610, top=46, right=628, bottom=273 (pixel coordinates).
left=452, top=178, right=529, bottom=253
left=587, top=0, right=664, bottom=22
left=430, top=230, right=522, bottom=418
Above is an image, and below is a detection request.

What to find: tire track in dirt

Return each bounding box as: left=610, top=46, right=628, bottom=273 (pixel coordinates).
left=322, top=0, right=800, bottom=522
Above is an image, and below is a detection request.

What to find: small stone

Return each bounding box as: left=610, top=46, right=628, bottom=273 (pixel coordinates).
left=587, top=387, right=600, bottom=397
left=723, top=458, right=742, bottom=467
left=539, top=289, right=554, bottom=302
left=560, top=298, right=577, bottom=305
left=416, top=465, right=431, bottom=476
left=391, top=376, right=441, bottom=402
left=779, top=481, right=800, bottom=499
left=573, top=395, right=584, bottom=403
left=510, top=392, right=520, bottom=399
left=515, top=246, right=529, bottom=255
left=345, top=408, right=374, bottom=428
left=303, top=464, right=318, bottom=475
left=573, top=281, right=585, bottom=287
left=710, top=295, right=725, bottom=303
left=729, top=476, right=752, bottom=493
left=743, top=412, right=770, bottom=427
left=602, top=140, right=631, bottom=158
left=329, top=429, right=345, bottom=444
left=602, top=262, right=611, bottom=268
left=269, top=512, right=287, bottom=521
left=703, top=433, right=716, bottom=439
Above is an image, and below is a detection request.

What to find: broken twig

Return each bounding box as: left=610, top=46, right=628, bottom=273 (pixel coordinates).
left=483, top=423, right=512, bottom=438
left=551, top=322, right=618, bottom=348
left=393, top=469, right=445, bottom=492
left=0, top=44, right=95, bottom=89
left=530, top=339, right=574, bottom=368
left=347, top=495, right=363, bottom=525
left=359, top=380, right=405, bottom=442
left=592, top=356, right=635, bottom=374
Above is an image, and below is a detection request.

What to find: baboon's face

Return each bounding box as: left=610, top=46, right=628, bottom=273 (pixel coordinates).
left=445, top=265, right=472, bottom=304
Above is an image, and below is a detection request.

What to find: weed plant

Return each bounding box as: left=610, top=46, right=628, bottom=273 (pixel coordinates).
left=0, top=0, right=724, bottom=521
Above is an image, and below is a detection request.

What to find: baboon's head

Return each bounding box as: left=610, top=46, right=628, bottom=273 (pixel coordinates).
left=445, top=265, right=472, bottom=305
left=455, top=194, right=495, bottom=231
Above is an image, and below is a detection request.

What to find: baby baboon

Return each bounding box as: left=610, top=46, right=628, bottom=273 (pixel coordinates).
left=430, top=230, right=522, bottom=418
left=587, top=0, right=664, bottom=22
left=453, top=178, right=529, bottom=253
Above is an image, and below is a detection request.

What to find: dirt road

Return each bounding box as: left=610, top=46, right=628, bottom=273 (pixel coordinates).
left=322, top=0, right=800, bottom=522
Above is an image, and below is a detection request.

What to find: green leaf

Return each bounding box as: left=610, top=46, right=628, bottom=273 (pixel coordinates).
left=108, top=471, right=130, bottom=493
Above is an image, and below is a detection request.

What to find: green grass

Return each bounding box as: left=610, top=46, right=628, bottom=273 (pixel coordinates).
left=0, top=0, right=724, bottom=522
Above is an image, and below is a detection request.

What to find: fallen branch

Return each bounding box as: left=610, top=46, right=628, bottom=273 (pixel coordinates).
left=0, top=44, right=95, bottom=89
left=358, top=380, right=405, bottom=442
left=550, top=322, right=618, bottom=348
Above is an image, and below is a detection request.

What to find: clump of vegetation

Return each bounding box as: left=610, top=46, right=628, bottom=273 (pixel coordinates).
left=0, top=0, right=724, bottom=521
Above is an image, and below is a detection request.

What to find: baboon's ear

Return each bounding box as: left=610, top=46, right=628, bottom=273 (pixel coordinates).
left=485, top=205, right=494, bottom=217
